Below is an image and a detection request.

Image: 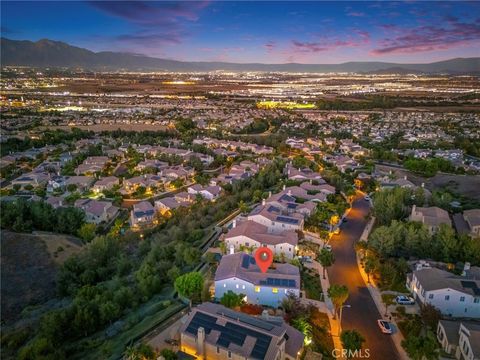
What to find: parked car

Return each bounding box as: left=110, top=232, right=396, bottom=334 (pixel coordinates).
left=377, top=319, right=393, bottom=334
left=165, top=339, right=179, bottom=346
left=364, top=195, right=371, bottom=201
left=323, top=244, right=332, bottom=252
left=395, top=295, right=415, bottom=305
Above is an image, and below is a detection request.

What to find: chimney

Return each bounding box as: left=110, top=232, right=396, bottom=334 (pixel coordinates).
left=421, top=182, right=425, bottom=188
left=404, top=175, right=407, bottom=180
left=230, top=244, right=235, bottom=255
left=283, top=184, right=286, bottom=191
left=232, top=219, right=237, bottom=228
left=288, top=190, right=292, bottom=196
left=268, top=191, right=272, bottom=198
left=262, top=199, right=266, bottom=206
left=462, top=262, right=471, bottom=276
left=310, top=179, right=312, bottom=184
left=412, top=204, right=416, bottom=214
left=197, top=327, right=205, bottom=358
left=287, top=169, right=290, bottom=175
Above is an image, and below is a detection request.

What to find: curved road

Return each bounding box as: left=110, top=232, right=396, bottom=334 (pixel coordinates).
left=327, top=192, right=400, bottom=359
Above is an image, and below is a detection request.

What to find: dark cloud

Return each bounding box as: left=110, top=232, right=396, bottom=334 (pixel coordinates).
left=88, top=1, right=209, bottom=26
left=88, top=1, right=209, bottom=48
left=372, top=18, right=480, bottom=54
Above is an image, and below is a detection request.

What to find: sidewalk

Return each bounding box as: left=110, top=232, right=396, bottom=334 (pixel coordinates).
left=356, top=255, right=410, bottom=360
left=305, top=260, right=344, bottom=359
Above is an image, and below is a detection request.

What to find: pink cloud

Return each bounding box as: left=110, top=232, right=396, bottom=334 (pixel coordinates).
left=372, top=19, right=480, bottom=55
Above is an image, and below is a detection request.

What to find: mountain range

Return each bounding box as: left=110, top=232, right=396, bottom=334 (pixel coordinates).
left=2, top=38, right=480, bottom=74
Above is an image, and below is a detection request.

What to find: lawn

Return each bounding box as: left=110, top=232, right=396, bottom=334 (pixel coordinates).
left=301, top=268, right=323, bottom=301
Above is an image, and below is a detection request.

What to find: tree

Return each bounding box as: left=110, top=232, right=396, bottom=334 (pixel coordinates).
left=174, top=272, right=204, bottom=305
left=381, top=294, right=396, bottom=317
left=340, top=330, right=365, bottom=359
left=318, top=248, right=335, bottom=279
left=124, top=343, right=156, bottom=360
left=292, top=317, right=313, bottom=345
left=328, top=284, right=349, bottom=319
left=220, top=291, right=245, bottom=308
left=364, top=255, right=377, bottom=283
left=402, top=331, right=439, bottom=360
left=77, top=223, right=96, bottom=242
left=160, top=349, right=178, bottom=360
left=238, top=200, right=249, bottom=214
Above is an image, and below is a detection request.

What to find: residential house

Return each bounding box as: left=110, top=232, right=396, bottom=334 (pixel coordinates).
left=130, top=201, right=156, bottom=227
left=224, top=220, right=298, bottom=259
left=74, top=199, right=119, bottom=224
left=407, top=267, right=480, bottom=318
left=179, top=302, right=304, bottom=360
left=248, top=202, right=304, bottom=234
left=410, top=205, right=452, bottom=233
left=93, top=176, right=120, bottom=193
left=437, top=320, right=480, bottom=360
left=65, top=176, right=95, bottom=192
left=214, top=252, right=300, bottom=307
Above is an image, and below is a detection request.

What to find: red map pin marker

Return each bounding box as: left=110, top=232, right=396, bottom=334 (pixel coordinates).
left=255, top=247, right=273, bottom=273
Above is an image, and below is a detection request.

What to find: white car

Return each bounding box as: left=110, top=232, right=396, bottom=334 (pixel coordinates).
left=377, top=319, right=393, bottom=334
left=323, top=244, right=332, bottom=252
left=396, top=295, right=415, bottom=305
left=364, top=195, right=371, bottom=201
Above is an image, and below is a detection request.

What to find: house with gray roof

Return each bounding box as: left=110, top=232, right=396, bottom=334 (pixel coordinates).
left=407, top=267, right=480, bottom=318
left=130, top=201, right=156, bottom=228
left=248, top=202, right=304, bottom=234
left=214, top=252, right=300, bottom=308
left=410, top=205, right=452, bottom=234
left=437, top=319, right=480, bottom=360
left=179, top=302, right=304, bottom=360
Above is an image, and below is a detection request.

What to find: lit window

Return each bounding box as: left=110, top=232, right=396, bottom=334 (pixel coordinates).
left=223, top=284, right=226, bottom=288
left=236, top=284, right=239, bottom=289
left=272, top=288, right=278, bottom=293
left=242, top=285, right=245, bottom=289
left=255, top=286, right=260, bottom=293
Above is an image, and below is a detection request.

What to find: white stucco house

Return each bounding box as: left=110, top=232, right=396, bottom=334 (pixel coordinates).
left=224, top=220, right=298, bottom=259
left=437, top=320, right=480, bottom=360
left=407, top=267, right=480, bottom=318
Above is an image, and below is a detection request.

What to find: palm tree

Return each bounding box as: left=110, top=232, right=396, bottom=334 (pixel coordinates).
left=328, top=284, right=349, bottom=319
left=318, top=248, right=335, bottom=279
left=340, top=330, right=365, bottom=359
left=238, top=200, right=249, bottom=215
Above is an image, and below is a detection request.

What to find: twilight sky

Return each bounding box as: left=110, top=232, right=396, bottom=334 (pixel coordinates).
left=2, top=1, right=480, bottom=64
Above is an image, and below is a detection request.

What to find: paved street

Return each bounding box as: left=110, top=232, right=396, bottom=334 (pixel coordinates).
left=327, top=193, right=400, bottom=360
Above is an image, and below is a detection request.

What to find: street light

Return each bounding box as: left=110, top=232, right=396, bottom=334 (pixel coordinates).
left=338, top=304, right=351, bottom=336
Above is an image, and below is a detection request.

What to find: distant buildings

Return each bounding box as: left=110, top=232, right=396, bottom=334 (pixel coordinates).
left=179, top=302, right=304, bottom=360
left=214, top=252, right=300, bottom=307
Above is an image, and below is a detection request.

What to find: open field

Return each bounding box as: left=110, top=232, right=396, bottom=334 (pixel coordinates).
left=1, top=231, right=83, bottom=324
